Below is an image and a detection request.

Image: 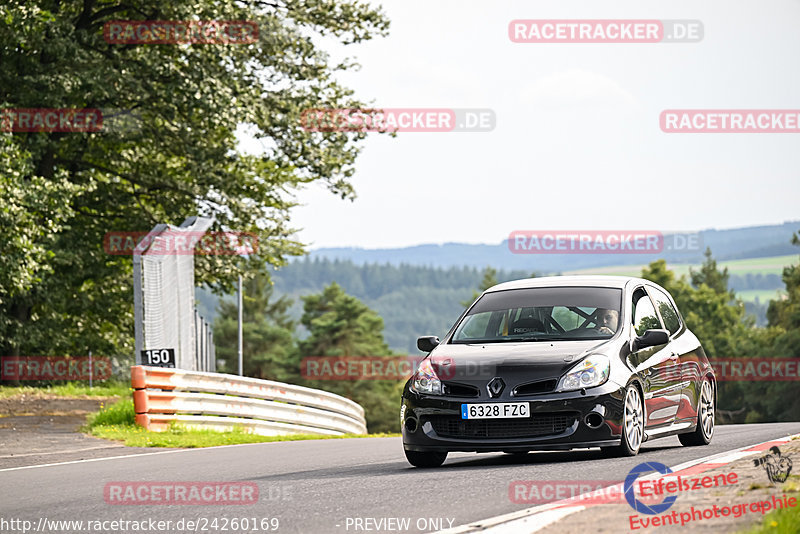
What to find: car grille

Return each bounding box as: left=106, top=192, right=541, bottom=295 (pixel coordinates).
left=513, top=379, right=558, bottom=396
left=442, top=382, right=480, bottom=397
left=429, top=413, right=575, bottom=439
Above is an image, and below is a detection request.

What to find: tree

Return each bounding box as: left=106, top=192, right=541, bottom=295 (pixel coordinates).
left=640, top=257, right=749, bottom=359
left=690, top=247, right=732, bottom=297
left=214, top=274, right=296, bottom=381
left=461, top=266, right=498, bottom=307
left=0, top=1, right=389, bottom=358
left=767, top=231, right=800, bottom=342
left=726, top=232, right=800, bottom=423
left=641, top=250, right=800, bottom=424
left=296, top=283, right=400, bottom=433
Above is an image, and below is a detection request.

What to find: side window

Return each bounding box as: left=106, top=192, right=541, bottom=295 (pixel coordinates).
left=632, top=289, right=662, bottom=337
left=649, top=287, right=681, bottom=335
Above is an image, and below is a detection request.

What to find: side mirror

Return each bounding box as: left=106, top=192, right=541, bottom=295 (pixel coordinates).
left=633, top=329, right=670, bottom=351
left=417, top=336, right=440, bottom=353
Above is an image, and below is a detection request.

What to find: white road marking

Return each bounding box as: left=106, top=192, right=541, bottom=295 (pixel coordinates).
left=0, top=441, right=269, bottom=472
left=434, top=432, right=800, bottom=534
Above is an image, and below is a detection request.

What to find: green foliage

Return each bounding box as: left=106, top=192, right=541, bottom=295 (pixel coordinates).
left=641, top=258, right=751, bottom=359
left=767, top=231, right=800, bottom=342
left=0, top=0, right=389, bottom=358
left=296, top=282, right=400, bottom=433
left=642, top=239, right=800, bottom=424
left=690, top=247, right=733, bottom=297
left=213, top=274, right=297, bottom=381
left=461, top=266, right=499, bottom=307
left=86, top=397, right=135, bottom=427
left=298, top=282, right=391, bottom=358
left=742, top=496, right=800, bottom=534
left=263, top=258, right=533, bottom=352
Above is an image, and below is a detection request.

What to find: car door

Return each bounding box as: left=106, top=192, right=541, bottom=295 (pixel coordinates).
left=630, top=287, right=680, bottom=428
left=647, top=286, right=696, bottom=424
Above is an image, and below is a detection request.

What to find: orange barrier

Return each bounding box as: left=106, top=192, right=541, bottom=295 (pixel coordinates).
left=131, top=365, right=367, bottom=436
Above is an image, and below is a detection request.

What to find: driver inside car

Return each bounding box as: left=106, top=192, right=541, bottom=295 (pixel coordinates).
left=594, top=308, right=619, bottom=335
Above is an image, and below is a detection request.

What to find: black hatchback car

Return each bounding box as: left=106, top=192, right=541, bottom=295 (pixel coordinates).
left=402, top=275, right=715, bottom=467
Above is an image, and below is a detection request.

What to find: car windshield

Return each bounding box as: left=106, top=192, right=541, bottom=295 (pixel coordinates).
left=451, top=286, right=623, bottom=343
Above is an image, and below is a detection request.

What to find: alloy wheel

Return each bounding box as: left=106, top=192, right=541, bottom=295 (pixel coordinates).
left=624, top=386, right=643, bottom=451
left=700, top=380, right=714, bottom=439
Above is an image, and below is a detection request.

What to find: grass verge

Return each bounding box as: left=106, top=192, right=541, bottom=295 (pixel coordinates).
left=742, top=502, right=800, bottom=533
left=741, top=475, right=800, bottom=533
left=85, top=397, right=398, bottom=448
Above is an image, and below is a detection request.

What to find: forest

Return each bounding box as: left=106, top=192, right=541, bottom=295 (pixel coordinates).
left=212, top=238, right=800, bottom=433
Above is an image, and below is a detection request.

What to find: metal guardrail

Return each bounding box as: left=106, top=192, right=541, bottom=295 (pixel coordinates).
left=131, top=366, right=368, bottom=436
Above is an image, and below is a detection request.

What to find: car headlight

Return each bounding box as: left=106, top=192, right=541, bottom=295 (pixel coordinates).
left=556, top=355, right=610, bottom=392
left=411, top=358, right=442, bottom=395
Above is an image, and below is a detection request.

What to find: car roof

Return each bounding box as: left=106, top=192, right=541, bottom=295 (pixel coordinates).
left=485, top=275, right=652, bottom=293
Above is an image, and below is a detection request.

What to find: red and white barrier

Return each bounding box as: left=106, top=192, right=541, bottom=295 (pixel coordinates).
left=131, top=366, right=367, bottom=436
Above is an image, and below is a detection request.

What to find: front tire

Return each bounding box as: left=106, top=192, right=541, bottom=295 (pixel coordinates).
left=404, top=449, right=447, bottom=468
left=679, top=378, right=714, bottom=446
left=608, top=384, right=644, bottom=457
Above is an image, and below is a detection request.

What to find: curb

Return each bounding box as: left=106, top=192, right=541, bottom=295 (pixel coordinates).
left=435, top=432, right=800, bottom=533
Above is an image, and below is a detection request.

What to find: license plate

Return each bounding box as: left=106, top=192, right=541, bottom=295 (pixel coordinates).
left=461, top=402, right=529, bottom=420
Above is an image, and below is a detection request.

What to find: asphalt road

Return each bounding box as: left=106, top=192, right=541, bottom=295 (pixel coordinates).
left=1, top=423, right=799, bottom=534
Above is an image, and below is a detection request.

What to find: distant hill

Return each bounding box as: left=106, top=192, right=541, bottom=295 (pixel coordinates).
left=198, top=256, right=795, bottom=354
left=196, top=222, right=799, bottom=354
left=306, top=221, right=800, bottom=272
left=197, top=262, right=533, bottom=354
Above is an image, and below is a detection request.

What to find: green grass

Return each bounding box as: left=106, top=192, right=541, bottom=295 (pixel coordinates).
left=741, top=475, right=800, bottom=533
left=85, top=397, right=398, bottom=448
left=741, top=501, right=800, bottom=533
left=737, top=289, right=787, bottom=303
left=720, top=255, right=797, bottom=274
left=0, top=381, right=131, bottom=399
left=86, top=397, right=136, bottom=426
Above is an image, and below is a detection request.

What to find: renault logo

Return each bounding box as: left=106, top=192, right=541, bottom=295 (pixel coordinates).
left=487, top=377, right=505, bottom=398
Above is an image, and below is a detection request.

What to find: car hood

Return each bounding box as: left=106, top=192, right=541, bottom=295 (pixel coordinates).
left=428, top=340, right=611, bottom=386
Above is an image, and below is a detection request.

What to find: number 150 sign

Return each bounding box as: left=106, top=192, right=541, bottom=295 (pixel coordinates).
left=141, top=348, right=175, bottom=368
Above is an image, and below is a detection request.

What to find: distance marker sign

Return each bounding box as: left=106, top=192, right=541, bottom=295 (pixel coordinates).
left=141, top=348, right=175, bottom=368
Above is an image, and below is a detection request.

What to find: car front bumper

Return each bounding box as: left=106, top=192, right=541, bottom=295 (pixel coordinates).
left=401, top=380, right=627, bottom=453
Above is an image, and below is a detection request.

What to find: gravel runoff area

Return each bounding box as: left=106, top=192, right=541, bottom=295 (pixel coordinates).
left=0, top=393, right=162, bottom=470
left=534, top=437, right=799, bottom=533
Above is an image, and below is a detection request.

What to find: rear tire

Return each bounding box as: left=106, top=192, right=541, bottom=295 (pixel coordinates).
left=679, top=378, right=714, bottom=446
left=404, top=449, right=447, bottom=468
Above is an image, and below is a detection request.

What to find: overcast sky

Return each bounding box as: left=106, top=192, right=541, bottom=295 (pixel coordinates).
left=255, top=0, right=800, bottom=250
